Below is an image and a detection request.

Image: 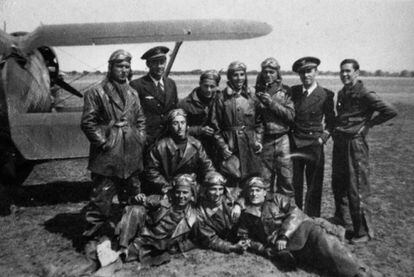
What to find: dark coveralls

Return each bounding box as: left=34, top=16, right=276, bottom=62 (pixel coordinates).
left=178, top=87, right=218, bottom=165
left=210, top=86, right=264, bottom=182
left=81, top=78, right=146, bottom=237
left=290, top=85, right=335, bottom=217
left=194, top=194, right=239, bottom=253
left=237, top=193, right=365, bottom=277
left=332, top=80, right=397, bottom=238
left=145, top=135, right=215, bottom=195
left=117, top=195, right=197, bottom=266
left=256, top=81, right=295, bottom=196
left=130, top=74, right=178, bottom=147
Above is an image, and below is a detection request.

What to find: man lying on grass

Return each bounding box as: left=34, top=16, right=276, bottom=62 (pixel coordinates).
left=237, top=176, right=373, bottom=277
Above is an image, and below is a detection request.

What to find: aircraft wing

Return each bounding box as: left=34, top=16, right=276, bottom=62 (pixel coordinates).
left=21, top=19, right=272, bottom=53
left=0, top=29, right=14, bottom=55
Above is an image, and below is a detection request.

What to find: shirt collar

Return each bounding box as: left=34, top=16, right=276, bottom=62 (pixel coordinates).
left=149, top=74, right=164, bottom=86
left=302, top=82, right=317, bottom=96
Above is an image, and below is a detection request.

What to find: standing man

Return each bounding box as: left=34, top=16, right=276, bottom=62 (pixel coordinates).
left=290, top=57, right=335, bottom=217
left=332, top=59, right=397, bottom=243
left=255, top=57, right=295, bottom=196
left=130, top=46, right=178, bottom=147
left=81, top=49, right=146, bottom=238
left=178, top=70, right=220, bottom=165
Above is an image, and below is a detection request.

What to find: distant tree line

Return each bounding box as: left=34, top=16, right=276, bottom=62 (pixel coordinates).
left=65, top=69, right=414, bottom=78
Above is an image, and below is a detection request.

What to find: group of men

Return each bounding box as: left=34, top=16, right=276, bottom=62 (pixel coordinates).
left=79, top=45, right=396, bottom=276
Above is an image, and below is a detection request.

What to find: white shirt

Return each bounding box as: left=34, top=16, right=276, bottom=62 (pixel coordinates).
left=302, top=82, right=317, bottom=97
left=149, top=74, right=164, bottom=90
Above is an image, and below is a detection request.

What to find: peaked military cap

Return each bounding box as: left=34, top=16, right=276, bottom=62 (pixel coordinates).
left=292, top=56, right=320, bottom=73
left=141, top=46, right=169, bottom=60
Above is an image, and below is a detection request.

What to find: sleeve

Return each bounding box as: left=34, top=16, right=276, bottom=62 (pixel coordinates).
left=80, top=88, right=106, bottom=147
left=322, top=89, right=336, bottom=142
left=210, top=93, right=230, bottom=155
left=276, top=194, right=307, bottom=239
left=236, top=213, right=250, bottom=241
left=198, top=143, right=216, bottom=176
left=145, top=146, right=171, bottom=194
left=253, top=94, right=264, bottom=145
left=363, top=91, right=397, bottom=127
left=134, top=96, right=146, bottom=140
left=194, top=216, right=234, bottom=253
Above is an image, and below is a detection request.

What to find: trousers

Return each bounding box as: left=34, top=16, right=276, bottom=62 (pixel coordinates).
left=332, top=135, right=374, bottom=238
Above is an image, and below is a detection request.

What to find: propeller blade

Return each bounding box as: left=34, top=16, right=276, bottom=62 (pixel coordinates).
left=0, top=29, right=15, bottom=55
left=20, top=19, right=272, bottom=53
left=54, top=77, right=83, bottom=98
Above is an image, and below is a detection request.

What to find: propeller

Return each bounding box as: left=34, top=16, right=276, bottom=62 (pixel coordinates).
left=54, top=76, right=83, bottom=98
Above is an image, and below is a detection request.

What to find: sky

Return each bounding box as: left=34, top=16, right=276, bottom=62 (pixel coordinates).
left=1, top=0, right=414, bottom=72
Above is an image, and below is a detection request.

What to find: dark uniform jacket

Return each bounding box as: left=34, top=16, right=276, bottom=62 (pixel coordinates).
left=210, top=86, right=264, bottom=178
left=255, top=82, right=295, bottom=136
left=145, top=135, right=215, bottom=194
left=132, top=195, right=197, bottom=266
left=237, top=193, right=306, bottom=249
left=178, top=87, right=217, bottom=160
left=290, top=85, right=335, bottom=148
left=81, top=78, right=146, bottom=179
left=195, top=194, right=238, bottom=253
left=130, top=74, right=178, bottom=145
left=334, top=80, right=397, bottom=136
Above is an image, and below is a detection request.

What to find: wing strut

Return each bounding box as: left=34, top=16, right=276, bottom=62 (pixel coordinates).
left=165, top=41, right=183, bottom=78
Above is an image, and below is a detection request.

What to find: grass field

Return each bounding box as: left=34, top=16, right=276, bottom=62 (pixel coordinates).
left=0, top=75, right=413, bottom=276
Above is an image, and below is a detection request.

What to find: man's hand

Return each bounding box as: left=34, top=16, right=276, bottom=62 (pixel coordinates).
left=223, top=148, right=233, bottom=160
left=134, top=193, right=146, bottom=204
left=231, top=204, right=241, bottom=221
left=231, top=240, right=250, bottom=254
left=101, top=141, right=111, bottom=151
left=317, top=137, right=324, bottom=145
left=357, top=124, right=371, bottom=137
left=254, top=141, right=263, bottom=154
left=276, top=239, right=288, bottom=251
left=200, top=126, right=215, bottom=136
left=258, top=92, right=272, bottom=106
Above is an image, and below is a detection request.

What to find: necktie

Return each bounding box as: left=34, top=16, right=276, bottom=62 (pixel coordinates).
left=303, top=90, right=308, bottom=98
left=157, top=82, right=164, bottom=93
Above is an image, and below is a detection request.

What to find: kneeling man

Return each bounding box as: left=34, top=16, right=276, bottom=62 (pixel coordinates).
left=144, top=108, right=215, bottom=195
left=237, top=176, right=371, bottom=277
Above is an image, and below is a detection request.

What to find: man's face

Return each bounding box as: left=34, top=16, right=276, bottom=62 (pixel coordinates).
left=173, top=186, right=192, bottom=207
left=147, top=57, right=166, bottom=80
left=299, top=67, right=317, bottom=88
left=206, top=185, right=224, bottom=204
left=261, top=67, right=278, bottom=84
left=340, top=63, right=359, bottom=87
left=230, top=70, right=246, bottom=90
left=199, top=79, right=217, bottom=99
left=171, top=115, right=187, bottom=139
left=248, top=186, right=267, bottom=205
left=110, top=61, right=131, bottom=82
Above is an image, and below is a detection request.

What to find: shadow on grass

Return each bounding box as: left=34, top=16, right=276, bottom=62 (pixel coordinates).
left=14, top=181, right=93, bottom=206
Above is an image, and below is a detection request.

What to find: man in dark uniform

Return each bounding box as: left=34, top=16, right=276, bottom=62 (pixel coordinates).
left=145, top=109, right=215, bottom=195
left=255, top=57, right=295, bottom=196
left=331, top=59, right=397, bottom=244
left=237, top=177, right=372, bottom=277
left=290, top=57, right=335, bottom=217
left=81, top=49, right=146, bottom=238
left=178, top=70, right=220, bottom=165
left=130, top=46, right=178, bottom=147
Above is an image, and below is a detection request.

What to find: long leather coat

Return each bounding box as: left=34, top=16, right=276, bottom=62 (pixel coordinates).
left=145, top=135, right=215, bottom=194
left=81, top=78, right=146, bottom=179
left=210, top=86, right=264, bottom=178
left=195, top=194, right=238, bottom=253
left=130, top=74, right=178, bottom=145
left=290, top=85, right=335, bottom=148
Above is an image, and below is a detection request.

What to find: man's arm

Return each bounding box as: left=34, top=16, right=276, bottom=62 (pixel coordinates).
left=274, top=194, right=306, bottom=240
left=364, top=91, right=397, bottom=127
left=145, top=146, right=171, bottom=194
left=322, top=89, right=335, bottom=143
left=80, top=88, right=106, bottom=147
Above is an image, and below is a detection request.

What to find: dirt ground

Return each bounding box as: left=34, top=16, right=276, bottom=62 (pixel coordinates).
left=1, top=101, right=413, bottom=277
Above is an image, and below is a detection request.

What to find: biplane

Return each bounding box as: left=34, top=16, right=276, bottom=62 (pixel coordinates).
left=0, top=19, right=271, bottom=211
